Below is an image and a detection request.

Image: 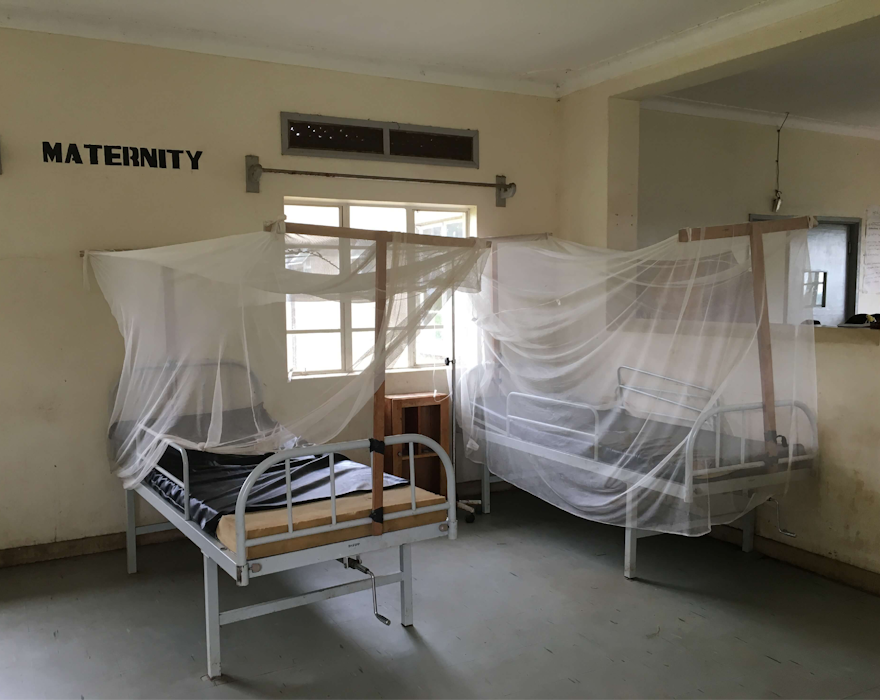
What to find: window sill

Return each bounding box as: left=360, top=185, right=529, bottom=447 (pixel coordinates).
left=287, top=365, right=449, bottom=381
left=814, top=326, right=880, bottom=346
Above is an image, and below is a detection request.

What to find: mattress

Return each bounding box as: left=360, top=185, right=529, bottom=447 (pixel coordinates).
left=216, top=487, right=446, bottom=559
left=147, top=446, right=416, bottom=535
left=476, top=397, right=811, bottom=482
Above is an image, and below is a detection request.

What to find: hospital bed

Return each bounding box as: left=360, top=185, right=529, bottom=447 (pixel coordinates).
left=475, top=366, right=817, bottom=579
left=116, top=369, right=456, bottom=679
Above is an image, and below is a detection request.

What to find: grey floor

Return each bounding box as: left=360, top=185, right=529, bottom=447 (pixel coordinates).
left=2, top=491, right=880, bottom=700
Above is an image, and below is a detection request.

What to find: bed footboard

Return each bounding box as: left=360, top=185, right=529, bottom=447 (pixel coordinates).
left=233, top=433, right=457, bottom=585
left=684, top=400, right=818, bottom=501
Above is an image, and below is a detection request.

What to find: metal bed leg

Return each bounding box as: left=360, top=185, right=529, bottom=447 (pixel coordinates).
left=481, top=464, right=491, bottom=515
left=741, top=508, right=756, bottom=553
left=125, top=489, right=137, bottom=575
left=624, top=489, right=637, bottom=580
left=204, top=555, right=221, bottom=679
left=399, top=544, right=414, bottom=627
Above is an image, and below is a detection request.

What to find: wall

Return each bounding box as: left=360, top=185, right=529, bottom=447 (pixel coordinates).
left=638, top=107, right=880, bottom=574
left=557, top=0, right=880, bottom=246
left=0, top=28, right=560, bottom=551
left=639, top=108, right=880, bottom=248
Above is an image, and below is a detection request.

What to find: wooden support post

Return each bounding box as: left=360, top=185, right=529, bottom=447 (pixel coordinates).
left=678, top=217, right=817, bottom=467
left=490, top=243, right=501, bottom=361
left=372, top=239, right=388, bottom=536
left=749, top=227, right=779, bottom=465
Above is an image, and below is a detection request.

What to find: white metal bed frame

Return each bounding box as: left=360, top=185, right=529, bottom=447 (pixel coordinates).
left=478, top=366, right=817, bottom=579
left=126, top=433, right=457, bottom=679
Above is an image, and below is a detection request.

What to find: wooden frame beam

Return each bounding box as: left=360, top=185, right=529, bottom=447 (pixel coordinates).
left=679, top=215, right=817, bottom=466
left=678, top=215, right=817, bottom=242
left=273, top=221, right=482, bottom=248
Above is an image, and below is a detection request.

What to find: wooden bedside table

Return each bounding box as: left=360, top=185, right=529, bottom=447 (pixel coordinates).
left=384, top=392, right=451, bottom=497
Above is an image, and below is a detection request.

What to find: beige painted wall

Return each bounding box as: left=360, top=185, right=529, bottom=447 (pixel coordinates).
left=0, top=28, right=560, bottom=550
left=638, top=108, right=880, bottom=574
left=557, top=0, right=880, bottom=246
left=639, top=109, right=880, bottom=247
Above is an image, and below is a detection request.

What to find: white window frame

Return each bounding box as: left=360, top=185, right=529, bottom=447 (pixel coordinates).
left=284, top=198, right=473, bottom=378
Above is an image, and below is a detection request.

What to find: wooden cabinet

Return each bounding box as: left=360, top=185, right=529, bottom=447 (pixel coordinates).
left=384, top=392, right=450, bottom=497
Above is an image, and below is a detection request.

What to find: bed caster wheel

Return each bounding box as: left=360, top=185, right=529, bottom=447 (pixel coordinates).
left=465, top=513, right=476, bottom=524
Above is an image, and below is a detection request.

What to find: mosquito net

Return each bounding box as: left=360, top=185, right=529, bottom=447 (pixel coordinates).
left=459, top=227, right=818, bottom=535
left=89, top=224, right=487, bottom=487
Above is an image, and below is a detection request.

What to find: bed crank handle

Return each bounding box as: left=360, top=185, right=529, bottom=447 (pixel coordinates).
left=341, top=557, right=391, bottom=626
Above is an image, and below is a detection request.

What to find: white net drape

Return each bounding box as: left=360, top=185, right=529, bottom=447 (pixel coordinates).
left=90, top=228, right=487, bottom=487
left=459, top=229, right=818, bottom=535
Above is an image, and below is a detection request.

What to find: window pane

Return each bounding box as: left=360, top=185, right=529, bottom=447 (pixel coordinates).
left=287, top=120, right=384, bottom=155
left=351, top=331, right=374, bottom=371
left=285, top=247, right=340, bottom=273
left=389, top=130, right=474, bottom=163
left=415, top=327, right=447, bottom=366
left=350, top=245, right=373, bottom=270
left=806, top=227, right=848, bottom=326
left=350, top=206, right=406, bottom=232
left=284, top=204, right=341, bottom=227
left=287, top=300, right=341, bottom=331
left=414, top=210, right=467, bottom=238
left=352, top=301, right=375, bottom=329
left=287, top=333, right=342, bottom=375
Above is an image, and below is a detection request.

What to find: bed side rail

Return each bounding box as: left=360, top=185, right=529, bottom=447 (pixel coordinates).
left=505, top=391, right=600, bottom=459
left=617, top=366, right=716, bottom=425
left=130, top=424, right=193, bottom=521
left=233, top=434, right=456, bottom=581
left=684, top=400, right=818, bottom=502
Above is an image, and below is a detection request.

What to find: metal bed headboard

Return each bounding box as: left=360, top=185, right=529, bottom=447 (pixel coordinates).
left=616, top=365, right=718, bottom=426
left=120, top=359, right=267, bottom=406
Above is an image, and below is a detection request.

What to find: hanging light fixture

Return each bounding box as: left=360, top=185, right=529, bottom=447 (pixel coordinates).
left=773, top=112, right=790, bottom=213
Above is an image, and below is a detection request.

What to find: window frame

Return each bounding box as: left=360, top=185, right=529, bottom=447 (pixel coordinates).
left=750, top=214, right=860, bottom=323
left=284, top=198, right=473, bottom=378
left=280, top=112, right=479, bottom=168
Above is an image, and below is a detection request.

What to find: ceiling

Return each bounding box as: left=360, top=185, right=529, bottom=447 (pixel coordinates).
left=658, top=19, right=880, bottom=134
left=0, top=0, right=836, bottom=96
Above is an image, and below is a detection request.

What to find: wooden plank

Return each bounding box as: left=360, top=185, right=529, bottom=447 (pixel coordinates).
left=439, top=395, right=450, bottom=498
left=372, top=239, right=388, bottom=535
left=678, top=215, right=816, bottom=242
left=390, top=398, right=405, bottom=478
left=490, top=243, right=501, bottom=360
left=386, top=391, right=447, bottom=401
left=215, top=487, right=446, bottom=558
left=398, top=394, right=448, bottom=409
left=274, top=221, right=482, bottom=248
left=749, top=228, right=779, bottom=465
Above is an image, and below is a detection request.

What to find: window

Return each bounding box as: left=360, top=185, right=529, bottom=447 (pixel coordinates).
left=804, top=271, right=828, bottom=308
left=280, top=113, right=478, bottom=168
left=285, top=201, right=472, bottom=377
left=751, top=215, right=859, bottom=326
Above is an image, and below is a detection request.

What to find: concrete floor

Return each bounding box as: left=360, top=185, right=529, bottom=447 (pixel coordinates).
left=1, top=491, right=880, bottom=699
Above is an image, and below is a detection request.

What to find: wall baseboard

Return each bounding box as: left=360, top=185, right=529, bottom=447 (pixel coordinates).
left=0, top=528, right=183, bottom=569
left=2, top=517, right=878, bottom=599
left=711, top=525, right=880, bottom=597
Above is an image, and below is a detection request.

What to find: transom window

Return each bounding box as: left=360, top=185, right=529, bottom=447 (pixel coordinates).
left=284, top=200, right=472, bottom=377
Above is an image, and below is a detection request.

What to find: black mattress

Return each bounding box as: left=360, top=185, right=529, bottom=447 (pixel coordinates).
left=146, top=447, right=406, bottom=535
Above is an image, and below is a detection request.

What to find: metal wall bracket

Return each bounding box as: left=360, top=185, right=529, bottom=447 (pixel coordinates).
left=496, top=175, right=515, bottom=207
left=245, top=154, right=262, bottom=193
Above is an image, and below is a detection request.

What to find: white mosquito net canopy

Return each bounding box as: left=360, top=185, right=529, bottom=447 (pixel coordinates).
left=90, top=223, right=487, bottom=487
left=459, top=226, right=818, bottom=536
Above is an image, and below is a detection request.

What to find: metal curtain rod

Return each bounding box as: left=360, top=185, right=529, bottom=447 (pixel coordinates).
left=244, top=155, right=517, bottom=207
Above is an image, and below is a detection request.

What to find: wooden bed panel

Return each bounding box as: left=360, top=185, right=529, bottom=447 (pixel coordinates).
left=216, top=486, right=446, bottom=559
